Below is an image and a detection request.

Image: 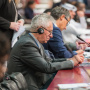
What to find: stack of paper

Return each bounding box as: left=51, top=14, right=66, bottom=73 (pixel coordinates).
left=58, top=83, right=90, bottom=89
left=84, top=52, right=90, bottom=59
left=11, top=26, right=25, bottom=47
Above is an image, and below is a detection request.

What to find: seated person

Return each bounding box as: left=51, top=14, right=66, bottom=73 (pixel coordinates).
left=7, top=13, right=84, bottom=90
left=0, top=31, right=10, bottom=82
left=25, top=0, right=36, bottom=20
left=74, top=2, right=87, bottom=29
left=43, top=6, right=84, bottom=58
left=61, top=3, right=89, bottom=46
left=43, top=7, right=86, bottom=51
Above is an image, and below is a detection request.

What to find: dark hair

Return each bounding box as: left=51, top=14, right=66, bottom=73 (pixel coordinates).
left=0, top=33, right=10, bottom=58
left=51, top=6, right=70, bottom=20
left=44, top=9, right=52, bottom=13
left=75, top=2, right=85, bottom=11
left=27, top=0, right=35, bottom=7
left=0, top=31, right=10, bottom=81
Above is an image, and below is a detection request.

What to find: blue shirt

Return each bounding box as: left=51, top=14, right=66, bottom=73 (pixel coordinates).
left=43, top=24, right=77, bottom=58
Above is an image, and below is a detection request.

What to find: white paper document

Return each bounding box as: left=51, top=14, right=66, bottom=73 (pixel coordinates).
left=11, top=26, right=25, bottom=47
left=84, top=52, right=90, bottom=58
left=58, top=83, right=90, bottom=89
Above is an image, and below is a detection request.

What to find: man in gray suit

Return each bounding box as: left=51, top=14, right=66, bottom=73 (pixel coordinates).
left=7, top=13, right=84, bottom=90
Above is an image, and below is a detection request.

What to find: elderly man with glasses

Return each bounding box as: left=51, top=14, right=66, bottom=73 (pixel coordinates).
left=43, top=6, right=84, bottom=58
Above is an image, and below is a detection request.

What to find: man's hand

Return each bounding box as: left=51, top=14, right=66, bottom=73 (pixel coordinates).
left=68, top=54, right=84, bottom=66
left=76, top=41, right=87, bottom=50
left=17, top=19, right=24, bottom=26
left=76, top=50, right=84, bottom=54
left=77, top=11, right=85, bottom=17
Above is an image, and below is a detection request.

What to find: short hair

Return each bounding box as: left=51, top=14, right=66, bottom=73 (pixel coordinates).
left=75, top=2, right=85, bottom=10
left=30, top=13, right=55, bottom=32
left=27, top=0, right=35, bottom=7
left=44, top=9, right=52, bottom=13
left=51, top=6, right=71, bottom=20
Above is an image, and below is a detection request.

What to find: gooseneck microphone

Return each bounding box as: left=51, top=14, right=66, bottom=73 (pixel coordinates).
left=77, top=35, right=90, bottom=46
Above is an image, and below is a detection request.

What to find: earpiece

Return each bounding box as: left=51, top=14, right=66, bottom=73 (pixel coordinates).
left=37, top=28, right=44, bottom=34
left=30, top=28, right=44, bottom=34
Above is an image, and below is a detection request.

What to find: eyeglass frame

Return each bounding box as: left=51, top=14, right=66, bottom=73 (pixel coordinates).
left=65, top=17, right=70, bottom=26
left=41, top=26, right=53, bottom=35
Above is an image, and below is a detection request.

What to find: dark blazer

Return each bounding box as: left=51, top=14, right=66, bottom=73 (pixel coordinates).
left=0, top=0, right=21, bottom=40
left=7, top=33, right=73, bottom=90
left=43, top=24, right=77, bottom=58
left=25, top=7, right=34, bottom=19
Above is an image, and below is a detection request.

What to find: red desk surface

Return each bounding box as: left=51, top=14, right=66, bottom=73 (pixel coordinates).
left=83, top=66, right=90, bottom=77
left=47, top=66, right=90, bottom=90
left=85, top=39, right=90, bottom=44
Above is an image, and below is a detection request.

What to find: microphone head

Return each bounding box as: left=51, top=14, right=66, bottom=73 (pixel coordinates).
left=77, top=35, right=80, bottom=39
left=77, top=35, right=84, bottom=41
left=76, top=35, right=90, bottom=46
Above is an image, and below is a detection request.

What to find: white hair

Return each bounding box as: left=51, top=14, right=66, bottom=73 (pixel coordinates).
left=30, top=13, right=55, bottom=32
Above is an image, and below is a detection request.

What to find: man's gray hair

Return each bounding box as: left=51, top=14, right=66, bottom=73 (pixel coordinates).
left=51, top=6, right=71, bottom=20
left=30, top=13, right=55, bottom=32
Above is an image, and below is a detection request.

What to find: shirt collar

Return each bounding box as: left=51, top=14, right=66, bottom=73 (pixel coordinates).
left=54, top=23, right=58, bottom=27
left=29, top=33, right=41, bottom=48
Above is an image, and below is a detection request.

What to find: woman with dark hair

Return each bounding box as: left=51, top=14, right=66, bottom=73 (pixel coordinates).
left=0, top=31, right=10, bottom=82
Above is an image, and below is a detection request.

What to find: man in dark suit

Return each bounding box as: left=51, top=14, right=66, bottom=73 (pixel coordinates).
left=43, top=6, right=84, bottom=58
left=7, top=13, right=84, bottom=90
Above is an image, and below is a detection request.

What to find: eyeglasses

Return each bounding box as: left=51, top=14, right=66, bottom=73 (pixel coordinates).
left=41, top=26, right=53, bottom=35
left=65, top=17, right=70, bottom=26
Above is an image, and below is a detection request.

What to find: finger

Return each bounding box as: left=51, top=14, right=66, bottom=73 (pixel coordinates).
left=15, top=29, right=18, bottom=31
left=16, top=27, right=19, bottom=31
left=17, top=23, right=21, bottom=26
left=81, top=45, right=84, bottom=50
left=77, top=50, right=84, bottom=53
left=79, top=57, right=84, bottom=62
left=79, top=56, right=84, bottom=60
left=80, top=57, right=84, bottom=61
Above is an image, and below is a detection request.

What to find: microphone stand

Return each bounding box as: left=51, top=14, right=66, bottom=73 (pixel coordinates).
left=77, top=35, right=90, bottom=46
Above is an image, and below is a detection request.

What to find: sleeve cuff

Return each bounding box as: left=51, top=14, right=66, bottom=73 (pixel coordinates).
left=72, top=51, right=77, bottom=55
left=70, top=60, right=74, bottom=68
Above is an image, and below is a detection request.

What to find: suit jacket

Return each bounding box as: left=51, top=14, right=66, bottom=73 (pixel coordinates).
left=43, top=24, right=77, bottom=58
left=7, top=33, right=73, bottom=90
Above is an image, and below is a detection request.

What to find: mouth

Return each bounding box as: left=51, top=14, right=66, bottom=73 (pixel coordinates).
left=47, top=38, right=50, bottom=40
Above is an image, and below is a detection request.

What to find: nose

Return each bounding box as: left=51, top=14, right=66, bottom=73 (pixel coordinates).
left=64, top=27, right=66, bottom=30
left=50, top=33, right=53, bottom=38
left=73, top=11, right=76, bottom=15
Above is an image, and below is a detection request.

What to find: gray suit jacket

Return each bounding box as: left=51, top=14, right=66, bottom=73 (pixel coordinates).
left=7, top=33, right=73, bottom=90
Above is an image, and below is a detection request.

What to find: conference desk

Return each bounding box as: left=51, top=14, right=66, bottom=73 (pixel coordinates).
left=47, top=38, right=90, bottom=90
left=47, top=66, right=90, bottom=90
left=85, top=10, right=90, bottom=17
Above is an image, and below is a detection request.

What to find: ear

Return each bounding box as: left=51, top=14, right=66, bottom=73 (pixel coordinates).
left=60, top=15, right=65, bottom=21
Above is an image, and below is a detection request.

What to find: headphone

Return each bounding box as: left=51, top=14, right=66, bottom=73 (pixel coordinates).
left=30, top=28, right=44, bottom=34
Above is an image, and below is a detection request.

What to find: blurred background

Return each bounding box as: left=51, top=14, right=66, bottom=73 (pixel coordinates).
left=17, top=0, right=90, bottom=30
